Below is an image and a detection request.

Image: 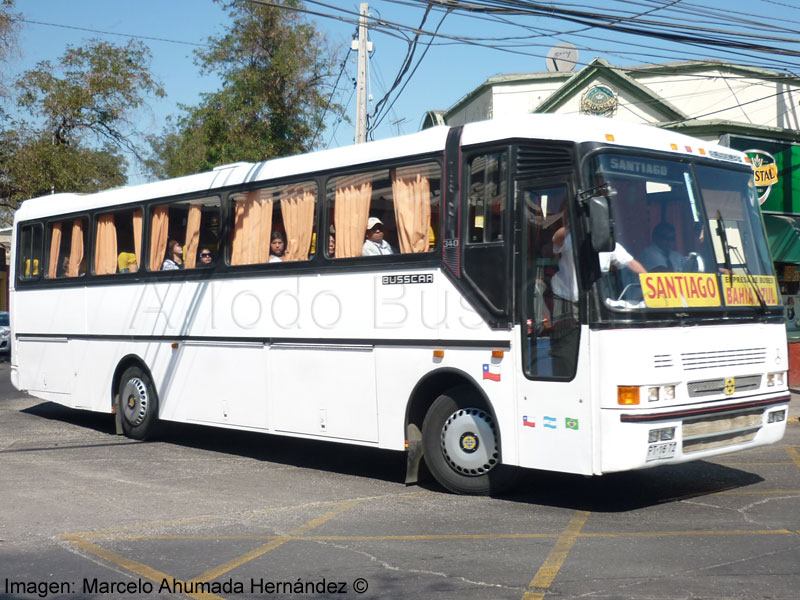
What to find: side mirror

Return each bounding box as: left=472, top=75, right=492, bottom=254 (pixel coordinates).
left=589, top=196, right=615, bottom=252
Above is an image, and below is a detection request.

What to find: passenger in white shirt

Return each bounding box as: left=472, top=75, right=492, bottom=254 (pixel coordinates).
left=551, top=226, right=646, bottom=303
left=362, top=217, right=393, bottom=256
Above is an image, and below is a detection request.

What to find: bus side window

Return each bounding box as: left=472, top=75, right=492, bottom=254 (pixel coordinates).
left=467, top=153, right=506, bottom=244
left=229, top=182, right=316, bottom=266
left=327, top=162, right=439, bottom=259
left=18, top=223, right=43, bottom=281
left=45, top=218, right=89, bottom=279
left=462, top=151, right=509, bottom=314
left=148, top=196, right=221, bottom=271
left=93, top=208, right=143, bottom=275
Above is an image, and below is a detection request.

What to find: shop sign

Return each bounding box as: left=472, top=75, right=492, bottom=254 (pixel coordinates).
left=745, top=149, right=779, bottom=205
left=580, top=84, right=618, bottom=117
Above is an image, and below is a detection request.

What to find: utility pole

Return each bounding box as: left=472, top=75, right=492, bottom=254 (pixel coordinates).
left=352, top=3, right=372, bottom=144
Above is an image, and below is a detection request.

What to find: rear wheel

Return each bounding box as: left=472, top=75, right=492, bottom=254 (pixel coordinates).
left=118, top=366, right=159, bottom=440
left=421, top=388, right=512, bottom=495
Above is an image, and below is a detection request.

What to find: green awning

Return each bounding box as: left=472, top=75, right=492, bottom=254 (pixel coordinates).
left=763, top=214, right=800, bottom=264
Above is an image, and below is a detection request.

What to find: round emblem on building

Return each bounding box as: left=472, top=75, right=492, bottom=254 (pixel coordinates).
left=580, top=84, right=618, bottom=117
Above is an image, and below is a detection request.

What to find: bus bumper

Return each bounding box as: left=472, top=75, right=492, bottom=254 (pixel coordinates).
left=599, top=394, right=790, bottom=474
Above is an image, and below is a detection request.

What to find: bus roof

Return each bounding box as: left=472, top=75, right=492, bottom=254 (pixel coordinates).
left=14, top=114, right=746, bottom=223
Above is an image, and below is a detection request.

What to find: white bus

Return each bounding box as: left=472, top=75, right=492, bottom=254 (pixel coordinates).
left=10, top=115, right=790, bottom=494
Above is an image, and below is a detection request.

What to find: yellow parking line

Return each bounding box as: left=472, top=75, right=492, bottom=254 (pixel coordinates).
left=62, top=535, right=224, bottom=600
left=521, top=510, right=590, bottom=600
left=787, top=446, right=800, bottom=470
left=190, top=498, right=363, bottom=584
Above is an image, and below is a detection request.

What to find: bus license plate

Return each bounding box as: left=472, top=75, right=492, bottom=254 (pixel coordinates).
left=646, top=441, right=677, bottom=462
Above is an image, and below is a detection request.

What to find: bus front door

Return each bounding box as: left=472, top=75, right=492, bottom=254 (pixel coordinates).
left=516, top=180, right=594, bottom=475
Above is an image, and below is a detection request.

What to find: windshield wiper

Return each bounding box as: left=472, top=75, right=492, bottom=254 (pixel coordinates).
left=717, top=210, right=767, bottom=313
left=729, top=244, right=768, bottom=313
left=715, top=210, right=733, bottom=274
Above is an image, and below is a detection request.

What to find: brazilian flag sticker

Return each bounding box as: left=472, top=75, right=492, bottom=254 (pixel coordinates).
left=565, top=418, right=579, bottom=430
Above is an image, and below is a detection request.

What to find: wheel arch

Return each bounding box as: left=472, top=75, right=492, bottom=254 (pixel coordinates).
left=111, top=354, right=156, bottom=412
left=403, top=367, right=498, bottom=485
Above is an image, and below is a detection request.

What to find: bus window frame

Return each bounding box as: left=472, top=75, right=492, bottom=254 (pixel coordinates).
left=43, top=214, right=91, bottom=280
left=89, top=204, right=146, bottom=278
left=322, top=156, right=443, bottom=263
left=16, top=221, right=44, bottom=282
left=146, top=194, right=223, bottom=273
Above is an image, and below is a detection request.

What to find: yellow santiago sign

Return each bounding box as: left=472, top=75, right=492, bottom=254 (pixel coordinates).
left=640, top=273, right=721, bottom=308
left=721, top=275, right=780, bottom=306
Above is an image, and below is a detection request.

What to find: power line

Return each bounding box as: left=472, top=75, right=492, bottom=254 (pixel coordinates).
left=15, top=17, right=210, bottom=47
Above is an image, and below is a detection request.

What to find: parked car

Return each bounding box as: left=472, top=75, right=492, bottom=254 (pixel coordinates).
left=0, top=311, right=9, bottom=355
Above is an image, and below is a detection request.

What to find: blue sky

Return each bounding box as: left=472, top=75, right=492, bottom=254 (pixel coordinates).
left=8, top=0, right=800, bottom=181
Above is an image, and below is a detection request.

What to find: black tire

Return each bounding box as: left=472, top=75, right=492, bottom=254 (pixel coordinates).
left=118, top=366, right=159, bottom=440
left=421, top=387, right=513, bottom=495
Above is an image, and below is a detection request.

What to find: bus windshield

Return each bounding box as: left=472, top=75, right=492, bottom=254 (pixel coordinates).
left=589, top=154, right=777, bottom=311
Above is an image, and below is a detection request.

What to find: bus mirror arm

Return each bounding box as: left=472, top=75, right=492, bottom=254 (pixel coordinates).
left=588, top=195, right=615, bottom=253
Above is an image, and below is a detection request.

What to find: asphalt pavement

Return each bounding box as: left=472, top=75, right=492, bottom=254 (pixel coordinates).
left=1, top=360, right=799, bottom=600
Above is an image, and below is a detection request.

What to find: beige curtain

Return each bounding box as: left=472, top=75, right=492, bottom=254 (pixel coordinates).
left=231, top=190, right=272, bottom=265
left=132, top=209, right=143, bottom=271
left=47, top=222, right=63, bottom=278
left=392, top=167, right=431, bottom=254
left=94, top=214, right=118, bottom=275
left=281, top=185, right=315, bottom=262
left=149, top=206, right=169, bottom=271
left=184, top=204, right=202, bottom=269
left=67, top=219, right=84, bottom=277
left=333, top=175, right=372, bottom=258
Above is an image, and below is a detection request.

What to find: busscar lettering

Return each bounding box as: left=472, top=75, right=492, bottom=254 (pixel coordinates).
left=382, top=273, right=434, bottom=285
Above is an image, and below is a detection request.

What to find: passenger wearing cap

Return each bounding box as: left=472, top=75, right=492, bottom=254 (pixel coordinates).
left=362, top=217, right=393, bottom=256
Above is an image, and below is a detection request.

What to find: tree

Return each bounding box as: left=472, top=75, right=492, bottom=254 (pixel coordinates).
left=149, top=0, right=341, bottom=179
left=0, top=0, right=20, bottom=99
left=15, top=39, right=164, bottom=160
left=0, top=39, right=164, bottom=218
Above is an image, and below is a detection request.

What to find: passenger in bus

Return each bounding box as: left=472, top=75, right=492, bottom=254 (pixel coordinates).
left=58, top=255, right=70, bottom=278
left=269, top=231, right=286, bottom=262
left=551, top=222, right=646, bottom=303
left=162, top=239, right=184, bottom=270
left=549, top=221, right=645, bottom=375
left=328, top=232, right=336, bottom=257
left=118, top=252, right=138, bottom=273
left=641, top=222, right=684, bottom=272
left=198, top=247, right=215, bottom=267
left=362, top=217, right=393, bottom=256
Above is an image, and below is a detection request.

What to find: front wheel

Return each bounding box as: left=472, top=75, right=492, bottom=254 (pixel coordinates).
left=118, top=366, right=159, bottom=440
left=421, top=388, right=512, bottom=495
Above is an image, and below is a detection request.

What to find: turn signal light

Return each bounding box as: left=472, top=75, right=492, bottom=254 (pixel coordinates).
left=618, top=386, right=640, bottom=405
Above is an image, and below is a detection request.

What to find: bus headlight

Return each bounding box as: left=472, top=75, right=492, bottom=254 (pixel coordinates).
left=766, top=372, right=785, bottom=387
left=767, top=409, right=786, bottom=423
left=648, top=427, right=676, bottom=443
left=619, top=384, right=678, bottom=405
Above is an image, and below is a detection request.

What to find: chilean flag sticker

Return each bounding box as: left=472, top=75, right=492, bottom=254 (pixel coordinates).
left=482, top=363, right=501, bottom=382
